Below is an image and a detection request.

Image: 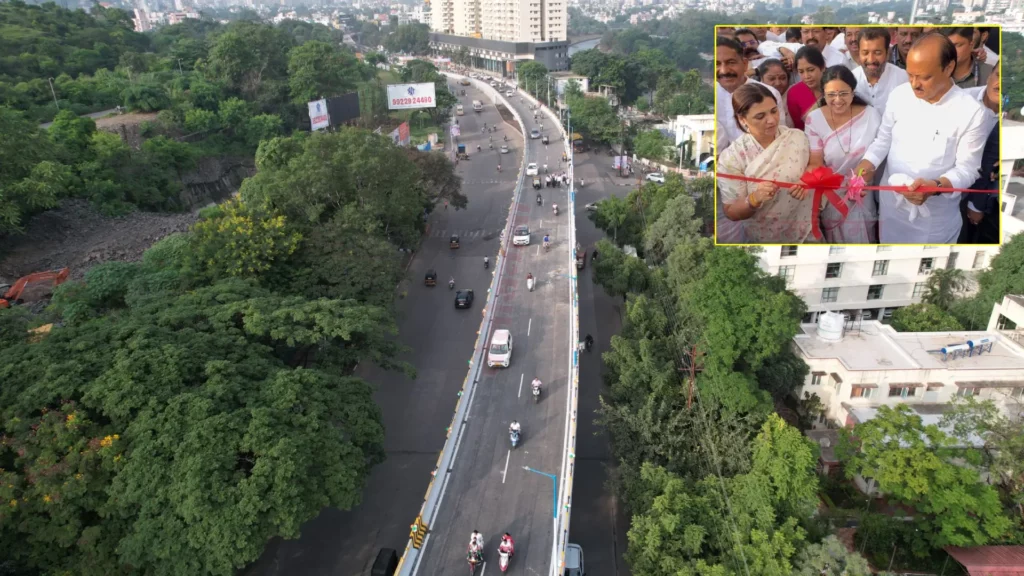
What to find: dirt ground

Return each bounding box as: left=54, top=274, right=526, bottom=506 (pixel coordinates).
left=0, top=199, right=201, bottom=283
left=94, top=112, right=159, bottom=131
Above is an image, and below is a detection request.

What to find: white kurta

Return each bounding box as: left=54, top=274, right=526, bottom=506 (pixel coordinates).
left=757, top=40, right=805, bottom=60
left=853, top=63, right=908, bottom=117
left=821, top=44, right=851, bottom=68
left=963, top=86, right=998, bottom=214
left=983, top=44, right=999, bottom=66
left=715, top=78, right=790, bottom=154
left=862, top=82, right=989, bottom=244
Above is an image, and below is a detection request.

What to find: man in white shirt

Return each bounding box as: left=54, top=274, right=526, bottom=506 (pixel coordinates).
left=765, top=26, right=787, bottom=43
left=715, top=37, right=790, bottom=155
left=852, top=28, right=909, bottom=116
left=800, top=27, right=850, bottom=68
left=844, top=27, right=862, bottom=70
left=855, top=33, right=989, bottom=244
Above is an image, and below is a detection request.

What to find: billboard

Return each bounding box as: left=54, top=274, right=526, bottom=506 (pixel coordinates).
left=308, top=99, right=330, bottom=131
left=326, top=92, right=361, bottom=125
left=388, top=121, right=411, bottom=147
left=386, top=83, right=436, bottom=110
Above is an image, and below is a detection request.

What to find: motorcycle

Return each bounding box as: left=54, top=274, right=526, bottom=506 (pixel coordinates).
left=484, top=258, right=490, bottom=269
left=552, top=204, right=559, bottom=216
left=449, top=279, right=456, bottom=290
left=510, top=430, right=519, bottom=449
left=536, top=193, right=542, bottom=205
left=532, top=383, right=541, bottom=402
left=527, top=276, right=535, bottom=292
left=498, top=549, right=511, bottom=572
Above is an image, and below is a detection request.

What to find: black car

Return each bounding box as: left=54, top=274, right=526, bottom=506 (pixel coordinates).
left=455, top=289, right=474, bottom=309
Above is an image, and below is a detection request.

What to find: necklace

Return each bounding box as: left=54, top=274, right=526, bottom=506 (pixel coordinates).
left=828, top=106, right=855, bottom=154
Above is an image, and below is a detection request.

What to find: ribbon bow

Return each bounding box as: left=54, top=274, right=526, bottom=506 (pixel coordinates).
left=846, top=171, right=867, bottom=207
left=800, top=167, right=849, bottom=241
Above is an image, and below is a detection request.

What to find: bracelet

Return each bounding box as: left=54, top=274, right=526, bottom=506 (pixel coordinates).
left=747, top=192, right=761, bottom=209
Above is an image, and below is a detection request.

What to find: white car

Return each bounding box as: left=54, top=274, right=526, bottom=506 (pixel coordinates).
left=526, top=163, right=539, bottom=176
left=512, top=225, right=530, bottom=246
left=487, top=329, right=513, bottom=368
left=505, top=90, right=514, bottom=97
left=585, top=201, right=599, bottom=211
left=530, top=129, right=541, bottom=139
left=500, top=144, right=510, bottom=154
left=489, top=80, right=498, bottom=87
left=645, top=172, right=665, bottom=183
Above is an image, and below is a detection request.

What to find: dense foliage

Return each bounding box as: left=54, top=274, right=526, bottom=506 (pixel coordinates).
left=0, top=127, right=454, bottom=575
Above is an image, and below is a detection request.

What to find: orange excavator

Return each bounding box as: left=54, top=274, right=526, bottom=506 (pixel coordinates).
left=0, top=268, right=70, bottom=309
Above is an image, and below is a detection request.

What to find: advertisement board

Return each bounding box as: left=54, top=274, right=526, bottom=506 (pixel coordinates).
left=386, top=83, right=437, bottom=110
left=308, top=99, right=330, bottom=131
left=388, top=121, right=411, bottom=147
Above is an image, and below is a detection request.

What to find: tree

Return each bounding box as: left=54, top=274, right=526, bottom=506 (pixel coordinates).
left=643, top=190, right=702, bottom=265
left=186, top=198, right=302, bottom=280
left=923, top=267, right=969, bottom=311
left=404, top=147, right=468, bottom=210
left=633, top=129, right=671, bottom=162
left=384, top=23, right=430, bottom=54
left=287, top=41, right=365, bottom=104
left=794, top=536, right=873, bottom=576
left=517, top=61, right=549, bottom=95
left=206, top=21, right=292, bottom=99
left=890, top=303, right=964, bottom=332
left=0, top=107, right=69, bottom=233
left=566, top=92, right=620, bottom=143
left=121, top=81, right=171, bottom=112
left=569, top=49, right=608, bottom=82
left=838, top=405, right=1013, bottom=549
left=954, top=234, right=1024, bottom=328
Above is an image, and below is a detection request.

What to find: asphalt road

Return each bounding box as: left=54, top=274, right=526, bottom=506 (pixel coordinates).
left=412, top=90, right=572, bottom=575
left=243, top=82, right=526, bottom=576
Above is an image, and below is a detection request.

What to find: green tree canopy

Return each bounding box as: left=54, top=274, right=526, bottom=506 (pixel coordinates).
left=287, top=41, right=366, bottom=104
left=890, top=302, right=964, bottom=332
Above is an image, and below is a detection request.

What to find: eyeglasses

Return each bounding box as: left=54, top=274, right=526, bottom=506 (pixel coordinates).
left=825, top=91, right=852, bottom=100
left=740, top=39, right=758, bottom=47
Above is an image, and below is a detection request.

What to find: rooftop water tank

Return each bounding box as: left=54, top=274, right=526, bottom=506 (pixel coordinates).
left=817, top=311, right=845, bottom=342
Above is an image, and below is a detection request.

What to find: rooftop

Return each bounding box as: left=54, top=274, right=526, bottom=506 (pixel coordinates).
left=793, top=320, right=1024, bottom=372
left=946, top=545, right=1024, bottom=575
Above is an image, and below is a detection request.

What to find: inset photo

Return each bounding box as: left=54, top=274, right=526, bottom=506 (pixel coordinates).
left=713, top=25, right=1002, bottom=246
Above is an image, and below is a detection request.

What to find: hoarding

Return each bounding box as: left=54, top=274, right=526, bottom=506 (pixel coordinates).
left=326, top=92, right=361, bottom=125
left=308, top=99, right=330, bottom=131
left=389, top=121, right=411, bottom=147
left=386, top=83, right=437, bottom=110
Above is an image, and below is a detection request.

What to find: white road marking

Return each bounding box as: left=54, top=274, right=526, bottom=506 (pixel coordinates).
left=481, top=562, right=487, bottom=576
left=502, top=450, right=510, bottom=483
left=527, top=318, right=532, bottom=337
left=518, top=373, right=523, bottom=398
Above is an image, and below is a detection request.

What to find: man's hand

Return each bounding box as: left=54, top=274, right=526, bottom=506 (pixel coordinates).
left=904, top=178, right=937, bottom=206
left=853, top=160, right=876, bottom=187
left=967, top=207, right=984, bottom=226
left=974, top=47, right=988, bottom=63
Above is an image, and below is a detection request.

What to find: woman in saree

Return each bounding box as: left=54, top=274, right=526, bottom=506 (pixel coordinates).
left=785, top=46, right=825, bottom=130
left=755, top=58, right=792, bottom=103
left=799, top=65, right=881, bottom=243
left=718, top=83, right=813, bottom=244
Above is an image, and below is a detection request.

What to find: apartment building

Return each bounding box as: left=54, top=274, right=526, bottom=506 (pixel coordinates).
left=795, top=304, right=1024, bottom=430
left=759, top=244, right=995, bottom=324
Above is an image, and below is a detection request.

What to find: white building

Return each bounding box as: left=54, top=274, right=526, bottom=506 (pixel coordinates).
left=673, top=114, right=714, bottom=166
left=759, top=244, right=994, bottom=324
left=795, top=305, right=1024, bottom=432
left=430, top=0, right=566, bottom=42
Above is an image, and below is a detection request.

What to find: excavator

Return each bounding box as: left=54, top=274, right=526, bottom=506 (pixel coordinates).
left=0, top=268, right=70, bottom=309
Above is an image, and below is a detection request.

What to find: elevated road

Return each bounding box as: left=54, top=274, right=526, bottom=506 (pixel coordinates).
left=410, top=85, right=573, bottom=575
left=244, top=81, right=526, bottom=576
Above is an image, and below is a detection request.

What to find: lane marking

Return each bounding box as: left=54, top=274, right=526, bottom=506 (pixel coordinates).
left=502, top=450, right=510, bottom=483
left=481, top=562, right=487, bottom=576
left=527, top=318, right=532, bottom=337
left=518, top=373, right=524, bottom=398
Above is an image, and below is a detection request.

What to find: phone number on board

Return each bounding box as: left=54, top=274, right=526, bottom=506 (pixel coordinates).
left=391, top=96, right=434, bottom=106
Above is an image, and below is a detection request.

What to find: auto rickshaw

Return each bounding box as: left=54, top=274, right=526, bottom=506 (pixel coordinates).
left=457, top=144, right=469, bottom=160
left=533, top=177, right=541, bottom=189
left=424, top=269, right=437, bottom=286
left=450, top=235, right=460, bottom=249
left=576, top=249, right=586, bottom=269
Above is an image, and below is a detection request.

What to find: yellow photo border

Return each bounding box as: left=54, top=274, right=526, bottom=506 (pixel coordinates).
left=711, top=23, right=1004, bottom=248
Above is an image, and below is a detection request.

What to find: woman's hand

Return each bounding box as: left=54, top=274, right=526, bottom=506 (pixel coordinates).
left=788, top=184, right=809, bottom=201
left=754, top=181, right=778, bottom=205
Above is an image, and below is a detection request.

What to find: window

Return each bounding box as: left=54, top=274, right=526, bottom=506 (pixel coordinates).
left=973, top=251, right=987, bottom=269
left=821, top=287, right=839, bottom=303
left=829, top=245, right=845, bottom=255
left=919, top=258, right=934, bottom=274
left=876, top=245, right=892, bottom=252
left=825, top=263, right=843, bottom=279
left=958, top=386, right=981, bottom=397
left=912, top=282, right=926, bottom=298
left=781, top=245, right=798, bottom=257
left=947, top=251, right=959, bottom=269
left=810, top=372, right=824, bottom=386
left=867, top=284, right=884, bottom=300
left=889, top=386, right=916, bottom=398
left=850, top=385, right=875, bottom=398
left=872, top=260, right=889, bottom=276
left=778, top=265, right=796, bottom=285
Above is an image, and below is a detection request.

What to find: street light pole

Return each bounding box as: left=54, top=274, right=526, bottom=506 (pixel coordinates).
left=522, top=466, right=558, bottom=519
left=47, top=77, right=59, bottom=110
left=177, top=58, right=184, bottom=75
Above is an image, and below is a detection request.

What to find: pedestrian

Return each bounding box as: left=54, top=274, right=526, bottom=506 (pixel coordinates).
left=445, top=200, right=449, bottom=210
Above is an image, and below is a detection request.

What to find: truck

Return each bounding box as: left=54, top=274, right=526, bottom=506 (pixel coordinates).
left=472, top=100, right=483, bottom=112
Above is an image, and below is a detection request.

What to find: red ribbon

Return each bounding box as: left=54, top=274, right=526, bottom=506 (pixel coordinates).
left=799, top=167, right=848, bottom=241
left=717, top=171, right=995, bottom=239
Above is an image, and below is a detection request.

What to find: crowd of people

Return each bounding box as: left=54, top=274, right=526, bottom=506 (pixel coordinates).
left=715, top=26, right=1001, bottom=245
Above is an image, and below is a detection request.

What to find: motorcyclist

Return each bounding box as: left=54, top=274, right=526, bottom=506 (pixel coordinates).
left=484, top=256, right=489, bottom=268
left=489, top=142, right=493, bottom=149
left=543, top=163, right=548, bottom=173
left=509, top=420, right=521, bottom=436
left=477, top=144, right=481, bottom=151
left=552, top=203, right=558, bottom=214
left=449, top=276, right=456, bottom=288
left=536, top=193, right=542, bottom=204
left=592, top=249, right=599, bottom=263
left=499, top=533, right=515, bottom=557
left=470, top=530, right=485, bottom=550
left=531, top=377, right=542, bottom=392
left=585, top=334, right=594, bottom=350
left=497, top=164, right=501, bottom=172
left=543, top=234, right=550, bottom=246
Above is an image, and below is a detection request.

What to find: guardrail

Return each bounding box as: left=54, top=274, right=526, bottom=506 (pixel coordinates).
left=516, top=87, right=580, bottom=576
left=393, top=72, right=531, bottom=576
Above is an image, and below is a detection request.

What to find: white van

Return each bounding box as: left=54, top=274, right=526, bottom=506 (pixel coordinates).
left=456, top=104, right=464, bottom=116
left=487, top=329, right=513, bottom=368
left=472, top=100, right=483, bottom=112
left=565, top=543, right=585, bottom=576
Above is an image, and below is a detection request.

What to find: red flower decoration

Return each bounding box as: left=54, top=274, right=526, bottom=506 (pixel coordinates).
left=800, top=167, right=848, bottom=241
left=799, top=166, right=844, bottom=190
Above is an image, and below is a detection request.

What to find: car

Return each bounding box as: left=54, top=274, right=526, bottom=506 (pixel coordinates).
left=526, top=163, right=539, bottom=176
left=585, top=201, right=599, bottom=211
left=530, top=129, right=541, bottom=139
left=460, top=78, right=470, bottom=86
left=645, top=172, right=666, bottom=183
left=505, top=89, right=514, bottom=97
left=500, top=144, right=510, bottom=154
left=564, top=543, right=585, bottom=576
left=512, top=225, right=530, bottom=246
left=487, top=329, right=513, bottom=368
left=455, top=289, right=474, bottom=309
left=489, top=80, right=498, bottom=87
